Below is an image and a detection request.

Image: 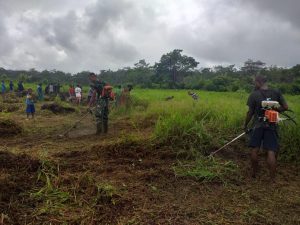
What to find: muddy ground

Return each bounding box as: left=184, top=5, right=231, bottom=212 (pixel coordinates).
left=0, top=112, right=299, bottom=225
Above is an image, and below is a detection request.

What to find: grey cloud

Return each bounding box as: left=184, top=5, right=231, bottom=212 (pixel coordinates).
left=1, top=0, right=163, bottom=71
left=1, top=0, right=300, bottom=72
left=51, top=11, right=79, bottom=51
left=0, top=9, right=14, bottom=61
left=0, top=0, right=90, bottom=14
left=103, top=36, right=139, bottom=62
left=20, top=11, right=79, bottom=52
left=168, top=0, right=300, bottom=67
left=84, top=0, right=132, bottom=37
left=242, top=0, right=300, bottom=29
left=0, top=19, right=12, bottom=55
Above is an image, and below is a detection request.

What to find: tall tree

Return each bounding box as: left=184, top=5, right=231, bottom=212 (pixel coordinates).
left=134, top=59, right=150, bottom=69
left=241, top=59, right=265, bottom=75
left=154, top=49, right=199, bottom=86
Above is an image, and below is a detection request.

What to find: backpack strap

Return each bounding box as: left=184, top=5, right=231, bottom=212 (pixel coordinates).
left=259, top=89, right=268, bottom=99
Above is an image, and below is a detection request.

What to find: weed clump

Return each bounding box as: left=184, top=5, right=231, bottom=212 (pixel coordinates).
left=93, top=183, right=119, bottom=205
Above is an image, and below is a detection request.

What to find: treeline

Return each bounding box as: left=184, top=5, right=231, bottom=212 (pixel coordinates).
left=1, top=49, right=300, bottom=94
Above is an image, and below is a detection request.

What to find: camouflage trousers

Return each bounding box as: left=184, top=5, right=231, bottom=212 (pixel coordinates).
left=95, top=98, right=109, bottom=133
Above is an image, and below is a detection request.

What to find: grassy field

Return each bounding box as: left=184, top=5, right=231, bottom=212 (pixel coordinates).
left=129, top=89, right=300, bottom=161
left=0, top=88, right=299, bottom=224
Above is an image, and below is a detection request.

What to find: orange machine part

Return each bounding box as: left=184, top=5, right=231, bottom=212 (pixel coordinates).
left=101, top=85, right=115, bottom=100
left=265, top=110, right=279, bottom=123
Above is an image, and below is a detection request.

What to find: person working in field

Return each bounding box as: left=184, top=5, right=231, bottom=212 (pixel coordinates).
left=68, top=85, right=74, bottom=97
left=244, top=75, right=288, bottom=182
left=88, top=73, right=114, bottom=134
left=87, top=85, right=94, bottom=105
left=75, top=84, right=82, bottom=105
left=88, top=88, right=97, bottom=107
left=17, top=81, right=24, bottom=92
left=120, top=84, right=133, bottom=109
left=1, top=81, right=6, bottom=94
left=48, top=83, right=54, bottom=95
left=9, top=81, right=14, bottom=92
left=68, top=85, right=75, bottom=102
left=25, top=88, right=35, bottom=119
left=17, top=81, right=25, bottom=97
left=188, top=91, right=199, bottom=100
left=114, top=85, right=122, bottom=107
left=37, top=83, right=44, bottom=101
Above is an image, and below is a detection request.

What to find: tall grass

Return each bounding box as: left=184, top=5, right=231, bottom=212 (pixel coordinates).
left=131, top=89, right=300, bottom=162
left=155, top=113, right=212, bottom=156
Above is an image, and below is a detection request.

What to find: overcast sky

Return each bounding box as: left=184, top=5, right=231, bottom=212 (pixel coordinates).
left=0, top=0, right=300, bottom=73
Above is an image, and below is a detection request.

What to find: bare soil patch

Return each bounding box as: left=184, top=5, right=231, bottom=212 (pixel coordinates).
left=0, top=151, right=40, bottom=224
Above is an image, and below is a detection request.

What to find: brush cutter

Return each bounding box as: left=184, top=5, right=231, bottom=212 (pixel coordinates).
left=58, top=108, right=94, bottom=138
left=209, top=132, right=247, bottom=157
left=210, top=109, right=297, bottom=156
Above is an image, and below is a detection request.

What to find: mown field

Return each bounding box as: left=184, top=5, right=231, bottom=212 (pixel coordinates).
left=0, top=88, right=299, bottom=224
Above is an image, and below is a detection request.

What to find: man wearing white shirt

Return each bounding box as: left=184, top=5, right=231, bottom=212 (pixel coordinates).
left=75, top=84, right=82, bottom=105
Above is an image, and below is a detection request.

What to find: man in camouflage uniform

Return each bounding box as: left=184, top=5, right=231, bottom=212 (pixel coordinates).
left=89, top=73, right=110, bottom=134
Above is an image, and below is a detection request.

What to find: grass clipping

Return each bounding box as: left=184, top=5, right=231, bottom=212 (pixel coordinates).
left=0, top=118, right=23, bottom=136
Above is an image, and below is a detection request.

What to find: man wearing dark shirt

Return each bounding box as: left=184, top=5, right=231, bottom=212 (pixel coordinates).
left=244, top=75, right=288, bottom=181
left=18, top=81, right=24, bottom=92
left=9, top=81, right=14, bottom=92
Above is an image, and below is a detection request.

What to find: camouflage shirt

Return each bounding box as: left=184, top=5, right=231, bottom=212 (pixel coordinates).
left=91, top=80, right=106, bottom=99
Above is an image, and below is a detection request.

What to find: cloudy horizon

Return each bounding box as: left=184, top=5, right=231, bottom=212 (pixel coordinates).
left=0, top=0, right=300, bottom=73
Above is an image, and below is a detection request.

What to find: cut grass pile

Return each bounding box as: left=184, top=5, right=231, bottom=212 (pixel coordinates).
left=174, top=157, right=240, bottom=184
left=0, top=118, right=22, bottom=136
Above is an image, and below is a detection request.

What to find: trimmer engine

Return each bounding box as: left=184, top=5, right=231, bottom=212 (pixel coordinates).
left=261, top=100, right=280, bottom=123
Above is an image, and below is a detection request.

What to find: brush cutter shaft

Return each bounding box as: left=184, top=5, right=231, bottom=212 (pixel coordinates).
left=210, top=132, right=246, bottom=156
left=60, top=111, right=91, bottom=136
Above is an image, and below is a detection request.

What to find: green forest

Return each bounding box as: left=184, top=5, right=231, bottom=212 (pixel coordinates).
left=1, top=49, right=300, bottom=94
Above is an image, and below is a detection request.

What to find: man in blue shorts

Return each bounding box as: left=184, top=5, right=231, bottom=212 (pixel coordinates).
left=26, top=88, right=35, bottom=119
left=244, top=75, right=288, bottom=181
